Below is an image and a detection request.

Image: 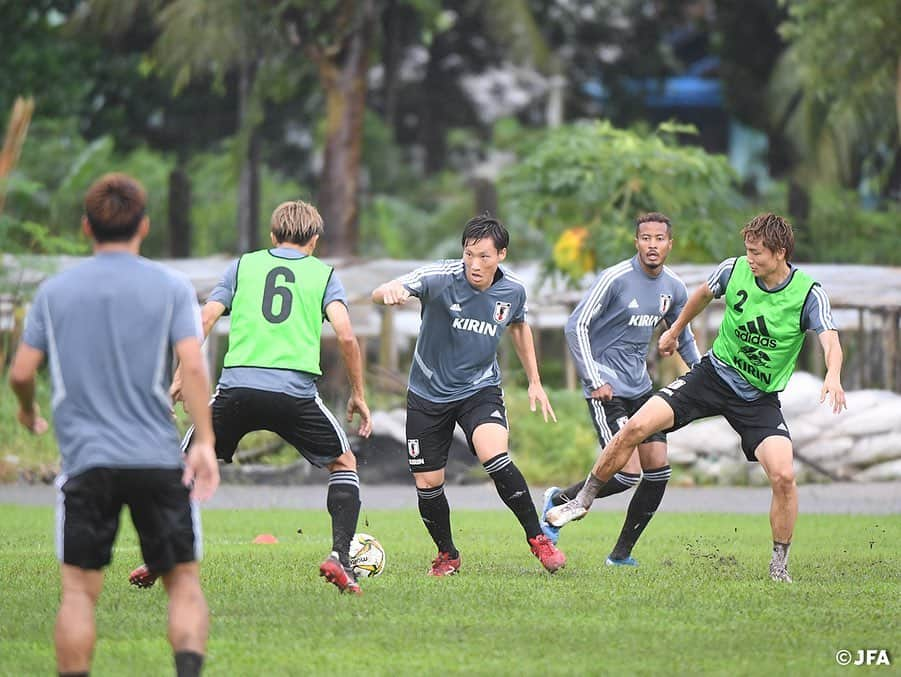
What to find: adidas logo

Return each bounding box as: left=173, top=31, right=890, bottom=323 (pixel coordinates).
left=628, top=298, right=639, bottom=309
left=734, top=314, right=777, bottom=348
left=449, top=303, right=462, bottom=312
left=777, top=422, right=788, bottom=431
left=490, top=410, right=504, bottom=419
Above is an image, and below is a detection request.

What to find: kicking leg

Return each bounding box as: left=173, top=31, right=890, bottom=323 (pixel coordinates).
left=414, top=468, right=461, bottom=575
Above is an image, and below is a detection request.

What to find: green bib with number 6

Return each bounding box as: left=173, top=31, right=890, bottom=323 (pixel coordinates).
left=223, top=250, right=333, bottom=374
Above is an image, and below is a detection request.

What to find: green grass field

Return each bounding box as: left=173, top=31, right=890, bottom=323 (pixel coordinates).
left=1, top=506, right=898, bottom=676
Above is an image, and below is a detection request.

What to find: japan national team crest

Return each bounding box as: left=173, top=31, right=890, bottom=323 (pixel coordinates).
left=659, top=294, right=673, bottom=315
left=407, top=439, right=420, bottom=457
left=493, top=301, right=512, bottom=323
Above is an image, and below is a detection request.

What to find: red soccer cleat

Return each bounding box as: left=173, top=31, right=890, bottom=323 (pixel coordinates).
left=319, top=554, right=362, bottom=595
left=529, top=534, right=566, bottom=573
left=129, top=563, right=159, bottom=589
left=427, top=551, right=461, bottom=576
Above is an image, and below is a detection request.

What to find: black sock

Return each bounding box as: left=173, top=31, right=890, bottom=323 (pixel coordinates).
left=483, top=453, right=542, bottom=540
left=554, top=471, right=641, bottom=505
left=417, top=484, right=458, bottom=557
left=609, top=466, right=671, bottom=560
left=327, top=470, right=361, bottom=567
left=174, top=651, right=204, bottom=677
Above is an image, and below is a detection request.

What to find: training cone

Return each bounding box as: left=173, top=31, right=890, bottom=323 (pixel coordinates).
left=252, top=533, right=279, bottom=544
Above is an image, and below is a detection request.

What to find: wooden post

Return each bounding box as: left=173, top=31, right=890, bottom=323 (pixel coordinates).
left=564, top=343, right=577, bottom=390
left=857, top=308, right=866, bottom=390
left=378, top=305, right=398, bottom=372
left=883, top=309, right=900, bottom=391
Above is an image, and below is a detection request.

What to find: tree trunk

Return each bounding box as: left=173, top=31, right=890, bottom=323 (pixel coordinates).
left=316, top=0, right=374, bottom=257
left=167, top=158, right=192, bottom=258
left=421, top=32, right=449, bottom=175
left=237, top=57, right=260, bottom=254
left=381, top=0, right=401, bottom=132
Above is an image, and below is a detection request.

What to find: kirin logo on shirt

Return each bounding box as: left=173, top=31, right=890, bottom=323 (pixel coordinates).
left=659, top=294, right=673, bottom=315
left=493, top=301, right=512, bottom=323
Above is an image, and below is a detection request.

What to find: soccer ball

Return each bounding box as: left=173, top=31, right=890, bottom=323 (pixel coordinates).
left=348, top=533, right=385, bottom=578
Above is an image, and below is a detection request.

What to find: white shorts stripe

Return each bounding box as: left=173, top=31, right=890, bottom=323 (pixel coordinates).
left=54, top=473, right=68, bottom=562
left=315, top=396, right=351, bottom=452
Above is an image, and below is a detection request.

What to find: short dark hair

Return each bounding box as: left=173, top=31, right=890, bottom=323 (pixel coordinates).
left=741, top=213, right=794, bottom=260
left=84, top=173, right=147, bottom=243
left=635, top=212, right=672, bottom=237
left=461, top=212, right=509, bottom=251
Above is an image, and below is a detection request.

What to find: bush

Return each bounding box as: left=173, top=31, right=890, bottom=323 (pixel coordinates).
left=505, top=387, right=599, bottom=485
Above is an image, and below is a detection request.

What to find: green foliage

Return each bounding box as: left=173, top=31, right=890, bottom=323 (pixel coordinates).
left=1, top=506, right=898, bottom=674
left=506, top=387, right=598, bottom=485
left=501, top=120, right=748, bottom=280
left=793, top=185, right=901, bottom=265
left=189, top=140, right=309, bottom=255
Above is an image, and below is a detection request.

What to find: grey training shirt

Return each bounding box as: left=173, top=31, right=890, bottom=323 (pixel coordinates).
left=706, top=257, right=837, bottom=400
left=565, top=255, right=701, bottom=399
left=22, top=253, right=202, bottom=478
left=209, top=247, right=348, bottom=398
left=401, top=260, right=527, bottom=403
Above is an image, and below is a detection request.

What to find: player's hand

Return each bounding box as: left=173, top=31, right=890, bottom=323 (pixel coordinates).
left=169, top=371, right=184, bottom=404
left=347, top=394, right=372, bottom=438
left=658, top=328, right=678, bottom=357
left=182, top=440, right=219, bottom=502
left=528, top=382, right=557, bottom=423
left=379, top=280, right=411, bottom=305
left=16, top=405, right=48, bottom=435
left=820, top=374, right=847, bottom=414
left=590, top=384, right=614, bottom=402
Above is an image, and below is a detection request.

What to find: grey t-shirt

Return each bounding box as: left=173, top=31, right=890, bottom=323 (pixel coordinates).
left=209, top=247, right=347, bottom=398
left=401, top=260, right=527, bottom=403
left=22, top=252, right=202, bottom=478
left=706, top=257, right=837, bottom=400
left=565, top=255, right=701, bottom=399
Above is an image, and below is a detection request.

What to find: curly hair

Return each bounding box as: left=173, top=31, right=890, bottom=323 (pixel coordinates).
left=270, top=200, right=324, bottom=245
left=741, top=213, right=794, bottom=260
left=635, top=212, right=672, bottom=236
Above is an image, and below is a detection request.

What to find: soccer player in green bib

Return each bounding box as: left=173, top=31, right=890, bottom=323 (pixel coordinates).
left=130, top=200, right=373, bottom=595
left=547, top=213, right=847, bottom=581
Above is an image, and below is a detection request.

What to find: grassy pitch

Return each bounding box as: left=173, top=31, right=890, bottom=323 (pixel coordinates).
left=0, top=505, right=898, bottom=676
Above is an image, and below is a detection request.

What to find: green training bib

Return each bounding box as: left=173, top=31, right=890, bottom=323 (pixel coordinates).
left=711, top=256, right=815, bottom=392
left=223, top=250, right=333, bottom=374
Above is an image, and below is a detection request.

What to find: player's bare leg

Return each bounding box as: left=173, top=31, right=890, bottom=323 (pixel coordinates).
left=472, top=423, right=565, bottom=572
left=56, top=565, right=103, bottom=674
left=755, top=436, right=797, bottom=582
left=162, top=562, right=209, bottom=675
left=546, top=396, right=675, bottom=527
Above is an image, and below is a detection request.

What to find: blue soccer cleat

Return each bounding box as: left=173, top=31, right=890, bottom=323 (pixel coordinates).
left=605, top=555, right=638, bottom=567
left=540, top=487, right=562, bottom=544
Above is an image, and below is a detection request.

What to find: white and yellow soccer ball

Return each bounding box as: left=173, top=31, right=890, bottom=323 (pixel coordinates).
left=348, top=533, right=386, bottom=578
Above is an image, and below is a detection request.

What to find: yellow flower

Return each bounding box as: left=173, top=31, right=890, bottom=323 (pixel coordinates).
left=553, top=226, right=596, bottom=279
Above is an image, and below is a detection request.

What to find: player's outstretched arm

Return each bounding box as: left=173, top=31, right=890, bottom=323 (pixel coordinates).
left=325, top=300, right=372, bottom=438
left=174, top=336, right=219, bottom=501
left=371, top=279, right=411, bottom=305
left=508, top=322, right=557, bottom=423
left=8, top=343, right=49, bottom=434
left=170, top=301, right=226, bottom=403
left=818, top=329, right=847, bottom=414
left=659, top=282, right=714, bottom=356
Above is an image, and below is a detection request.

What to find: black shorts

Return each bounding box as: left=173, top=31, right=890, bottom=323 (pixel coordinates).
left=586, top=390, right=666, bottom=447
left=654, top=355, right=791, bottom=461
left=55, top=467, right=199, bottom=572
left=406, top=386, right=508, bottom=473
left=184, top=387, right=350, bottom=467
